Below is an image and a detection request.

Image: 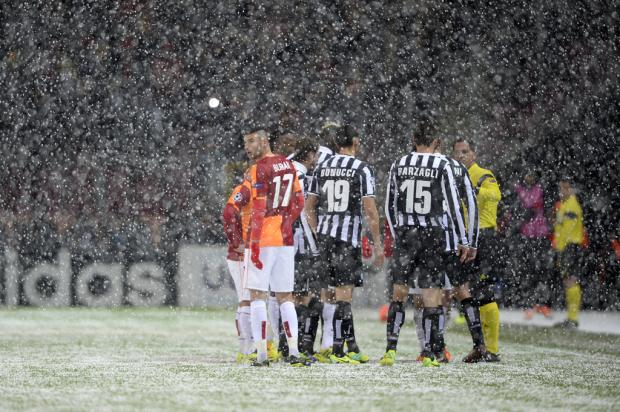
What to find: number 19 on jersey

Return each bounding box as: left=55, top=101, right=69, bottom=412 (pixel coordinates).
left=322, top=180, right=350, bottom=212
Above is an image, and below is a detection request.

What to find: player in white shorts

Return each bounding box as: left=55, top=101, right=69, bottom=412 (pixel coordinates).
left=222, top=182, right=254, bottom=362
left=244, top=247, right=296, bottom=293
left=243, top=127, right=309, bottom=367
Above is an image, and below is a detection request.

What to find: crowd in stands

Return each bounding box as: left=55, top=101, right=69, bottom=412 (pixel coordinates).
left=0, top=1, right=617, bottom=307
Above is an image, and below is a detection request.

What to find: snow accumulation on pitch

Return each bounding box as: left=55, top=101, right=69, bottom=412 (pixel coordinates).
left=2, top=308, right=619, bottom=412
left=500, top=309, right=620, bottom=335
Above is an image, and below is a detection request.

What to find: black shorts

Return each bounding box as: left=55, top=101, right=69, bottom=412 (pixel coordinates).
left=557, top=244, right=585, bottom=280
left=471, top=276, right=497, bottom=306
left=389, top=226, right=447, bottom=289
left=293, top=254, right=322, bottom=296
left=467, top=228, right=500, bottom=282
left=444, top=251, right=471, bottom=288
left=317, top=236, right=363, bottom=288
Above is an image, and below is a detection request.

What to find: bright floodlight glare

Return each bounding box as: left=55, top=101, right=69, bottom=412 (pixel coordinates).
left=208, top=97, right=220, bottom=108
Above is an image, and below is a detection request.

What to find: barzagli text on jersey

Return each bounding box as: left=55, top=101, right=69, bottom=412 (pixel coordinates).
left=397, top=166, right=439, bottom=179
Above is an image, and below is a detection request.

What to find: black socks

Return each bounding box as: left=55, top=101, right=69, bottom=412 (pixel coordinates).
left=461, top=298, right=485, bottom=348
left=386, top=301, right=405, bottom=351
left=333, top=301, right=359, bottom=356
left=301, top=298, right=322, bottom=354
left=422, top=307, right=444, bottom=354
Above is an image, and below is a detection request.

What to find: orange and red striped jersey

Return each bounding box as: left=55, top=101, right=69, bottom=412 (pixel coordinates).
left=245, top=154, right=303, bottom=247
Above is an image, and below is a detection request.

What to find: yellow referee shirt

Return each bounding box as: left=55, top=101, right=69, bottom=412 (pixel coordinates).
left=553, top=194, right=584, bottom=252
left=467, top=163, right=501, bottom=230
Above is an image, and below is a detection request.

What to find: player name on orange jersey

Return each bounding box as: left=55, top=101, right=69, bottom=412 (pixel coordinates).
left=273, top=162, right=292, bottom=172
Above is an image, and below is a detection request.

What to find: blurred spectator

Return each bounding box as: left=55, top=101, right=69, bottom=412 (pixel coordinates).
left=68, top=213, right=113, bottom=273
left=17, top=208, right=61, bottom=270
left=552, top=179, right=585, bottom=328
left=513, top=172, right=554, bottom=318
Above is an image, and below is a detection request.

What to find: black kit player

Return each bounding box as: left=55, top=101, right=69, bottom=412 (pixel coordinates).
left=305, top=124, right=384, bottom=364
left=380, top=120, right=469, bottom=367
left=288, top=137, right=324, bottom=360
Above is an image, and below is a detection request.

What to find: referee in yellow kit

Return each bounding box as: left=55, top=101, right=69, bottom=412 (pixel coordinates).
left=453, top=139, right=502, bottom=362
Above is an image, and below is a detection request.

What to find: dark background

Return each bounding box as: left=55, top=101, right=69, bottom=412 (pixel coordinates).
left=0, top=0, right=618, bottom=307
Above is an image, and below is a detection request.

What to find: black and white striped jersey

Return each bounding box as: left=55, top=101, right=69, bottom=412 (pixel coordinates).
left=385, top=152, right=468, bottom=250
left=292, top=160, right=319, bottom=256
left=304, top=145, right=334, bottom=204
left=444, top=158, right=479, bottom=251
left=316, top=145, right=334, bottom=166
left=308, top=154, right=376, bottom=248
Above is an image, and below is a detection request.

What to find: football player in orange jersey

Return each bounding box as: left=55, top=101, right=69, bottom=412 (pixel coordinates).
left=222, top=180, right=254, bottom=362
left=243, top=128, right=309, bottom=367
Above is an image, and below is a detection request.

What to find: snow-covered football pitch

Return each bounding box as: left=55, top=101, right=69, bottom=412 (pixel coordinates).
left=1, top=308, right=619, bottom=412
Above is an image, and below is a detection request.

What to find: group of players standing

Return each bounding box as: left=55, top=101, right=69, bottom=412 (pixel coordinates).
left=222, top=120, right=501, bottom=367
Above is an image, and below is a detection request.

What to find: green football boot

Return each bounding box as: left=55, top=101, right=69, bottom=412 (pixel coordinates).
left=379, top=350, right=396, bottom=367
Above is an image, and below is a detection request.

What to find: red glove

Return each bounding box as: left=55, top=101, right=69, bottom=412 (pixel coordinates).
left=251, top=241, right=263, bottom=270
left=361, top=236, right=372, bottom=258
left=383, top=220, right=394, bottom=257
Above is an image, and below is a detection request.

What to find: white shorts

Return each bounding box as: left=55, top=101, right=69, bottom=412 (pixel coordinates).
left=244, top=246, right=295, bottom=293
left=226, top=259, right=251, bottom=302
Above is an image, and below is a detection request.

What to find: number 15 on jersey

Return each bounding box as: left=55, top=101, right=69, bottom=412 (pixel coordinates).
left=400, top=179, right=431, bottom=214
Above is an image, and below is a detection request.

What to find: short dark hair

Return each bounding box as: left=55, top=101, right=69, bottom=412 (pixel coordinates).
left=244, top=127, right=269, bottom=138
left=320, top=123, right=358, bottom=150
left=453, top=138, right=476, bottom=152
left=413, top=119, right=437, bottom=147
left=291, top=137, right=318, bottom=163
left=318, top=123, right=339, bottom=152
left=273, top=130, right=297, bottom=156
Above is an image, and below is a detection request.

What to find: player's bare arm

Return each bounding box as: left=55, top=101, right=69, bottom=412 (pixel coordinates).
left=304, top=194, right=319, bottom=234
left=362, top=196, right=384, bottom=268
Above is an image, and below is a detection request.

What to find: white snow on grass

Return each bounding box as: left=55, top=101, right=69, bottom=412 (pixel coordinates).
left=1, top=308, right=619, bottom=412
left=499, top=309, right=620, bottom=335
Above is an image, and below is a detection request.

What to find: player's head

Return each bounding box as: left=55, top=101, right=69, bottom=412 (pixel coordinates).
left=328, top=124, right=360, bottom=155
left=433, top=138, right=443, bottom=154
left=452, top=138, right=476, bottom=168
left=243, top=128, right=271, bottom=160
left=273, top=130, right=297, bottom=156
left=559, top=177, right=575, bottom=200
left=524, top=171, right=537, bottom=186
left=291, top=137, right=318, bottom=169
left=412, top=119, right=440, bottom=152
left=319, top=123, right=339, bottom=153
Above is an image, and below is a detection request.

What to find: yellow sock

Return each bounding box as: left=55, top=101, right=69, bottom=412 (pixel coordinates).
left=479, top=302, right=500, bottom=354
left=566, top=284, right=582, bottom=322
